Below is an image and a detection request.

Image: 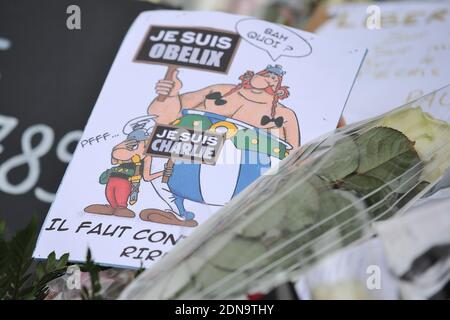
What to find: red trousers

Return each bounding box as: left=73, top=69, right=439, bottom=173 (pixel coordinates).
left=106, top=177, right=131, bottom=208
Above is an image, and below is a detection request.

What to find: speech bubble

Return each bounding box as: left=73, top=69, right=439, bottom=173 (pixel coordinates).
left=236, top=18, right=312, bottom=61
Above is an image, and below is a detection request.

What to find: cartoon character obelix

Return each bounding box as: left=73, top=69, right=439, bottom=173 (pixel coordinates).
left=85, top=65, right=300, bottom=228
left=138, top=64, right=300, bottom=225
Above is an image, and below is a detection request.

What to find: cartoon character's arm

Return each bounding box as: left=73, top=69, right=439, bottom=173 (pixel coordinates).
left=147, top=70, right=232, bottom=124
left=282, top=108, right=301, bottom=148
left=179, top=84, right=234, bottom=109
left=142, top=155, right=163, bottom=181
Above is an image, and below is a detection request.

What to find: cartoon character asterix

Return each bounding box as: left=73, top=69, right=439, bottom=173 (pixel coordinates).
left=84, top=116, right=163, bottom=218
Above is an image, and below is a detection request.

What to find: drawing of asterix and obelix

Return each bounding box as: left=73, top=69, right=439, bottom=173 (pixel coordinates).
left=84, top=64, right=301, bottom=227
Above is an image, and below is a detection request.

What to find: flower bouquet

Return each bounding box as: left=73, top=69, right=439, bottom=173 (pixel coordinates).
left=120, top=85, right=450, bottom=299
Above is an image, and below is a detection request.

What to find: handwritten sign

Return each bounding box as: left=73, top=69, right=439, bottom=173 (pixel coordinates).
left=317, top=4, right=450, bottom=123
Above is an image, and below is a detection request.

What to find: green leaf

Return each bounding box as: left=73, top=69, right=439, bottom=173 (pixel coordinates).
left=240, top=175, right=322, bottom=237
left=240, top=210, right=284, bottom=238
left=316, top=189, right=368, bottom=246
left=396, top=181, right=430, bottom=209
left=57, top=253, right=70, bottom=269
left=279, top=179, right=321, bottom=233
left=33, top=251, right=70, bottom=298
left=196, top=263, right=233, bottom=290
left=209, top=237, right=267, bottom=271
left=4, top=217, right=38, bottom=299
left=47, top=252, right=57, bottom=268
left=79, top=249, right=103, bottom=300
left=0, top=217, right=70, bottom=300
left=342, top=174, right=397, bottom=219
left=317, top=136, right=359, bottom=181
left=355, top=127, right=421, bottom=190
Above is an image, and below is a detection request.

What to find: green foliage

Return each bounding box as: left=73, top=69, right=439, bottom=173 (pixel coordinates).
left=0, top=217, right=69, bottom=300
left=80, top=249, right=103, bottom=300
left=34, top=252, right=69, bottom=299
left=0, top=218, right=149, bottom=300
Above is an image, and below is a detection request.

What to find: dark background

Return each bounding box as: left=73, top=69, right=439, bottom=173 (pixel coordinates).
left=0, top=0, right=173, bottom=238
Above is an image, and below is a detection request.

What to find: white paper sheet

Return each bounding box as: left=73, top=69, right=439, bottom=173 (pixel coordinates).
left=319, top=1, right=450, bottom=33
left=33, top=10, right=366, bottom=268
left=318, top=2, right=450, bottom=123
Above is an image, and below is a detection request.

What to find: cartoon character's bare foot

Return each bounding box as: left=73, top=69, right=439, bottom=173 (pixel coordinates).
left=114, top=207, right=136, bottom=218
left=84, top=204, right=114, bottom=215
left=139, top=209, right=198, bottom=227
